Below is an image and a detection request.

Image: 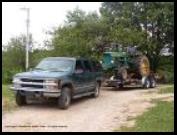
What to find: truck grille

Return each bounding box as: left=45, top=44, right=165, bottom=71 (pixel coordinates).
left=21, top=84, right=43, bottom=88
left=21, top=78, right=43, bottom=83
left=20, top=78, right=44, bottom=89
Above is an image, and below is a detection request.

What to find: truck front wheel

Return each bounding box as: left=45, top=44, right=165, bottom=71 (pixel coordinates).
left=16, top=92, right=27, bottom=106
left=58, top=87, right=71, bottom=109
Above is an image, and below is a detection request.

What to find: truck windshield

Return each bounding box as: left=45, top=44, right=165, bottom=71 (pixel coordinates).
left=35, top=59, right=74, bottom=72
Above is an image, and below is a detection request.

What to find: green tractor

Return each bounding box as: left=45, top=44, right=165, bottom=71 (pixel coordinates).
left=101, top=45, right=156, bottom=89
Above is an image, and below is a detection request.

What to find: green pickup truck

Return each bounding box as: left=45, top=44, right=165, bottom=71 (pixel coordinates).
left=11, top=57, right=103, bottom=109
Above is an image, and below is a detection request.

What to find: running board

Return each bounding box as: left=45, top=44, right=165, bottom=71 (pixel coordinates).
left=73, top=92, right=95, bottom=99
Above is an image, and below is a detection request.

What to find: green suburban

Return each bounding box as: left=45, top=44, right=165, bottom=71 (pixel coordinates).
left=11, top=57, right=103, bottom=109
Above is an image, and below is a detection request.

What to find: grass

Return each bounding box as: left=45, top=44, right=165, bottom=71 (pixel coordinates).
left=158, top=85, right=174, bottom=94
left=115, top=85, right=174, bottom=132
left=119, top=101, right=174, bottom=132
left=2, top=85, right=16, bottom=112
left=116, top=85, right=174, bottom=132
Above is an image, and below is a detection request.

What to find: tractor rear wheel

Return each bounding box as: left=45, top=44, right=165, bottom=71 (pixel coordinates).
left=135, top=55, right=150, bottom=77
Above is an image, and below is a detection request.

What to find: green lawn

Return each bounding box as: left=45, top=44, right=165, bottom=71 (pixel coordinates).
left=2, top=85, right=16, bottom=112
left=117, top=85, right=174, bottom=132
left=119, top=101, right=174, bottom=132
left=158, top=85, right=174, bottom=94
left=2, top=85, right=14, bottom=100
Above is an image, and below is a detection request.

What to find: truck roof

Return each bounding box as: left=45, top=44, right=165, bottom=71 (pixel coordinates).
left=44, top=57, right=76, bottom=61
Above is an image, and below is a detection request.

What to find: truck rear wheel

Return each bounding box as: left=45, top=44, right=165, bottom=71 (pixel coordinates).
left=92, top=82, right=100, bottom=97
left=16, top=92, right=27, bottom=106
left=58, top=87, right=71, bottom=109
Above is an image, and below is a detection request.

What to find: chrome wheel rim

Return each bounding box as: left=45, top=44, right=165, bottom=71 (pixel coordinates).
left=65, top=94, right=70, bottom=106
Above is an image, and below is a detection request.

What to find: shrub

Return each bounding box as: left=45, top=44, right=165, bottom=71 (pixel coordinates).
left=2, top=68, right=24, bottom=84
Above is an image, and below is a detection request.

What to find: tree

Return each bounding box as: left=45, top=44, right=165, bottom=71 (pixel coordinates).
left=51, top=7, right=108, bottom=60
left=65, top=6, right=86, bottom=27
left=100, top=2, right=174, bottom=71
left=3, top=36, right=26, bottom=69
left=2, top=34, right=34, bottom=83
left=2, top=35, right=25, bottom=83
left=2, top=3, right=174, bottom=84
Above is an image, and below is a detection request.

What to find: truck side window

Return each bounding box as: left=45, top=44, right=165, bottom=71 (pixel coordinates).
left=83, top=60, right=92, bottom=72
left=75, top=60, right=84, bottom=74
left=96, top=61, right=102, bottom=71
left=92, top=61, right=98, bottom=72
left=90, top=61, right=96, bottom=72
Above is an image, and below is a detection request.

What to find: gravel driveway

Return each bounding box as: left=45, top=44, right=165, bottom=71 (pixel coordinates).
left=2, top=85, right=173, bottom=132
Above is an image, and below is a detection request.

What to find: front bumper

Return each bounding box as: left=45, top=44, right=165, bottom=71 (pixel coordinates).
left=10, top=86, right=61, bottom=97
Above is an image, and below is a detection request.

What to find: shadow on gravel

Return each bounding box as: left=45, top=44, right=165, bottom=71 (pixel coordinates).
left=24, top=98, right=59, bottom=109
left=71, top=96, right=94, bottom=105
left=22, top=95, right=94, bottom=110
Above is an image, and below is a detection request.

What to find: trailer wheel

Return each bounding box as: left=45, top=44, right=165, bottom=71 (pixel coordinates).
left=142, top=76, right=150, bottom=89
left=118, top=83, right=123, bottom=89
left=150, top=76, right=156, bottom=88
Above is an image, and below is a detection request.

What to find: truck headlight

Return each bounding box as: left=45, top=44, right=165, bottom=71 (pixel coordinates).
left=13, top=77, right=20, bottom=83
left=13, top=77, right=21, bottom=87
left=45, top=80, right=59, bottom=90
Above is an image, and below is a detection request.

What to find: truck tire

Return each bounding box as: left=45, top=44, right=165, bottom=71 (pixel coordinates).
left=135, top=55, right=150, bottom=77
left=16, top=92, right=26, bottom=106
left=92, top=82, right=100, bottom=97
left=58, top=87, right=71, bottom=109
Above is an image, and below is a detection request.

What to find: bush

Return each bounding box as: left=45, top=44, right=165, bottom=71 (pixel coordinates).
left=2, top=69, right=24, bottom=84
left=164, top=71, right=174, bottom=83
left=156, top=56, right=174, bottom=83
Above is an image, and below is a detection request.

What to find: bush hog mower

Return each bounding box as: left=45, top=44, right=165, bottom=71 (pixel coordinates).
left=101, top=44, right=156, bottom=89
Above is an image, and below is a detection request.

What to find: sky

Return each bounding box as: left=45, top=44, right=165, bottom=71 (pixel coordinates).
left=2, top=2, right=102, bottom=48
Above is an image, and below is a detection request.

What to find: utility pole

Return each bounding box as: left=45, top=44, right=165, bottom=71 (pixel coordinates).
left=21, top=7, right=30, bottom=71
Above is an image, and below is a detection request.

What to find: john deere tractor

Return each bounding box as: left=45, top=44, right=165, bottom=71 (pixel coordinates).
left=101, top=44, right=156, bottom=89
